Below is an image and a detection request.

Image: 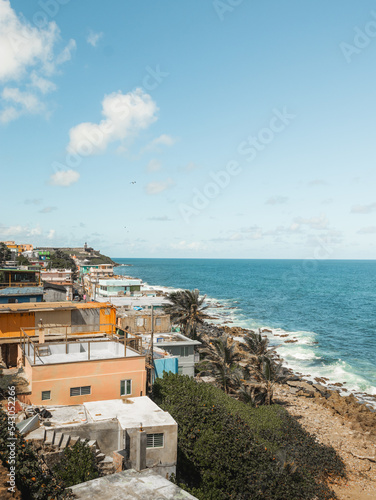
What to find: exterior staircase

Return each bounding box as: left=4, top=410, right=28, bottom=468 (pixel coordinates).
left=42, top=429, right=115, bottom=475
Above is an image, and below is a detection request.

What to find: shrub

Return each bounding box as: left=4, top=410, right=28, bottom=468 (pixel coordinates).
left=153, top=373, right=345, bottom=500
left=53, top=440, right=99, bottom=487
left=0, top=406, right=67, bottom=499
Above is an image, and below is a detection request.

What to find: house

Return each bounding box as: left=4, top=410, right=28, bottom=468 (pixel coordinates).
left=0, top=268, right=41, bottom=289
left=18, top=333, right=146, bottom=406
left=142, top=333, right=201, bottom=377
left=43, top=282, right=67, bottom=302
left=95, top=295, right=169, bottom=310
left=26, top=396, right=178, bottom=479
left=78, top=263, right=114, bottom=278
left=40, top=268, right=73, bottom=300
left=0, top=286, right=44, bottom=305
left=118, top=310, right=171, bottom=334
left=96, top=277, right=142, bottom=298
left=0, top=301, right=116, bottom=367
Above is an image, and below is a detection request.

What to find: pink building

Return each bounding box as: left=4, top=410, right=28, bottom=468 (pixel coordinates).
left=18, top=336, right=146, bottom=406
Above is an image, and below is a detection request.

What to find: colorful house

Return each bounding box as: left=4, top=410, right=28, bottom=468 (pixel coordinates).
left=18, top=334, right=146, bottom=406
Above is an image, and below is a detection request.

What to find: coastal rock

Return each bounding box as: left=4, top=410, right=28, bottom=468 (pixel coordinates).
left=286, top=380, right=317, bottom=397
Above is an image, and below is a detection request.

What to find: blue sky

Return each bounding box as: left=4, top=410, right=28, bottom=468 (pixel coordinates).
left=1, top=0, right=376, bottom=259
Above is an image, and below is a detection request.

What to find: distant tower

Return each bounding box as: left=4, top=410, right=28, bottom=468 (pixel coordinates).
left=84, top=242, right=87, bottom=251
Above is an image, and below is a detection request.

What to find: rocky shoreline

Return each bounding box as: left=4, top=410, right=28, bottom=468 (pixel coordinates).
left=197, top=320, right=376, bottom=499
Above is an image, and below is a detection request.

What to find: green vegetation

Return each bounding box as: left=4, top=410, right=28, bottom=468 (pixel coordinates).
left=47, top=250, right=77, bottom=281
left=163, top=289, right=209, bottom=340
left=153, top=373, right=345, bottom=500
left=16, top=255, right=31, bottom=266
left=53, top=440, right=99, bottom=487
left=0, top=405, right=67, bottom=499
left=0, top=243, right=11, bottom=265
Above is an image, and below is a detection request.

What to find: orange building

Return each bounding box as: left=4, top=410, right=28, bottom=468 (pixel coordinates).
left=0, top=301, right=116, bottom=367
left=18, top=336, right=146, bottom=405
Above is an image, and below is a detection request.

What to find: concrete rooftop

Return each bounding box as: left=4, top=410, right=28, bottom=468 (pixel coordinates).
left=95, top=296, right=168, bottom=307
left=70, top=469, right=198, bottom=499
left=26, top=339, right=139, bottom=365
left=84, top=397, right=177, bottom=430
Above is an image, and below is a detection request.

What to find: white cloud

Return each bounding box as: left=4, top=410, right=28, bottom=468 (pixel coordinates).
left=0, top=0, right=75, bottom=122
left=357, top=226, right=376, bottom=234
left=39, top=206, right=57, bottom=213
left=49, top=169, right=80, bottom=187
left=293, top=214, right=328, bottom=230
left=351, top=202, right=376, bottom=214
left=146, top=134, right=177, bottom=150
left=147, top=215, right=173, bottom=221
left=30, top=71, right=56, bottom=94
left=47, top=229, right=55, bottom=239
left=67, top=88, right=158, bottom=156
left=147, top=159, right=161, bottom=172
left=145, top=178, right=174, bottom=195
left=171, top=240, right=204, bottom=251
left=265, top=196, right=288, bottom=205
left=1, top=87, right=44, bottom=122
left=87, top=30, right=103, bottom=47
left=0, top=224, right=41, bottom=238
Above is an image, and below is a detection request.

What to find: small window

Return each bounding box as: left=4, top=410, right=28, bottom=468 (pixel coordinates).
left=136, top=317, right=144, bottom=327
left=70, top=386, right=91, bottom=397
left=120, top=379, right=132, bottom=396
left=41, top=390, right=51, bottom=401
left=155, top=318, right=161, bottom=326
left=147, top=433, right=164, bottom=448
left=180, top=346, right=189, bottom=357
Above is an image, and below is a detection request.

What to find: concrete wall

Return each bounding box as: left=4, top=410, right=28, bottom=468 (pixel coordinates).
left=125, top=423, right=177, bottom=477
left=162, top=345, right=195, bottom=377
left=119, top=314, right=171, bottom=334
left=54, top=420, right=121, bottom=456
left=20, top=353, right=147, bottom=406
left=43, top=289, right=66, bottom=302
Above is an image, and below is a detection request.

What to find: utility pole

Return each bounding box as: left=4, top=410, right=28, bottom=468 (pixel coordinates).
left=151, top=305, right=154, bottom=368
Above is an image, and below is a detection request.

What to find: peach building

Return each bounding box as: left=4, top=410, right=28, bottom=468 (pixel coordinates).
left=18, top=336, right=146, bottom=406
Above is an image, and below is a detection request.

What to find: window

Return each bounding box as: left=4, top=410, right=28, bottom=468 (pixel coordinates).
left=70, top=386, right=91, bottom=397
left=41, top=390, right=51, bottom=401
left=136, top=317, right=144, bottom=327
left=180, top=346, right=189, bottom=357
left=120, top=379, right=132, bottom=396
left=155, top=318, right=161, bottom=326
left=147, top=433, right=164, bottom=448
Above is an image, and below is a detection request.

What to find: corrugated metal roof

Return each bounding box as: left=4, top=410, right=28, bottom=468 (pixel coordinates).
left=0, top=287, right=43, bottom=296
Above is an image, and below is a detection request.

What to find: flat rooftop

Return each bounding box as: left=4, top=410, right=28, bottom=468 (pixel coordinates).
left=70, top=469, right=198, bottom=499
left=143, top=333, right=201, bottom=346
left=0, top=301, right=113, bottom=313
left=95, top=296, right=169, bottom=307
left=25, top=339, right=140, bottom=366
left=84, top=396, right=176, bottom=430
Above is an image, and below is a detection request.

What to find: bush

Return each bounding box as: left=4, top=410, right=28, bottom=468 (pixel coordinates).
left=0, top=406, right=67, bottom=499
left=53, top=440, right=99, bottom=487
left=152, top=373, right=345, bottom=500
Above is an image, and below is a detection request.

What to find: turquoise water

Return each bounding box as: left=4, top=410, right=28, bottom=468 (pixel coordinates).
left=114, top=258, right=376, bottom=401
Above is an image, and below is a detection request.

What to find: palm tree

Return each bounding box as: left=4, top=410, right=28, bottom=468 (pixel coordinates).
left=246, top=355, right=283, bottom=405
left=239, top=330, right=276, bottom=363
left=200, top=335, right=243, bottom=393
left=163, top=289, right=209, bottom=340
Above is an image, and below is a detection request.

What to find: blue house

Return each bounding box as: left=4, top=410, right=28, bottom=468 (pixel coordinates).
left=0, top=287, right=44, bottom=304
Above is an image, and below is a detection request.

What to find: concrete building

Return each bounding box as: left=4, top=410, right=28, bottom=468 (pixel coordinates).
left=142, top=333, right=201, bottom=377
left=97, top=277, right=142, bottom=298
left=118, top=310, right=171, bottom=335
left=41, top=269, right=73, bottom=300
left=43, top=283, right=67, bottom=302
left=78, top=263, right=114, bottom=278
left=18, top=335, right=146, bottom=406
left=95, top=295, right=169, bottom=310
left=0, top=301, right=116, bottom=367
left=70, top=469, right=197, bottom=500
left=26, top=396, right=178, bottom=479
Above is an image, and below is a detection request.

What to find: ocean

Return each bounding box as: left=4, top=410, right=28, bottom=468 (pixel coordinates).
left=113, top=258, right=376, bottom=406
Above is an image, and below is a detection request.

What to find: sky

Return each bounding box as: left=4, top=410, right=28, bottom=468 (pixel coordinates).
left=1, top=0, right=376, bottom=259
